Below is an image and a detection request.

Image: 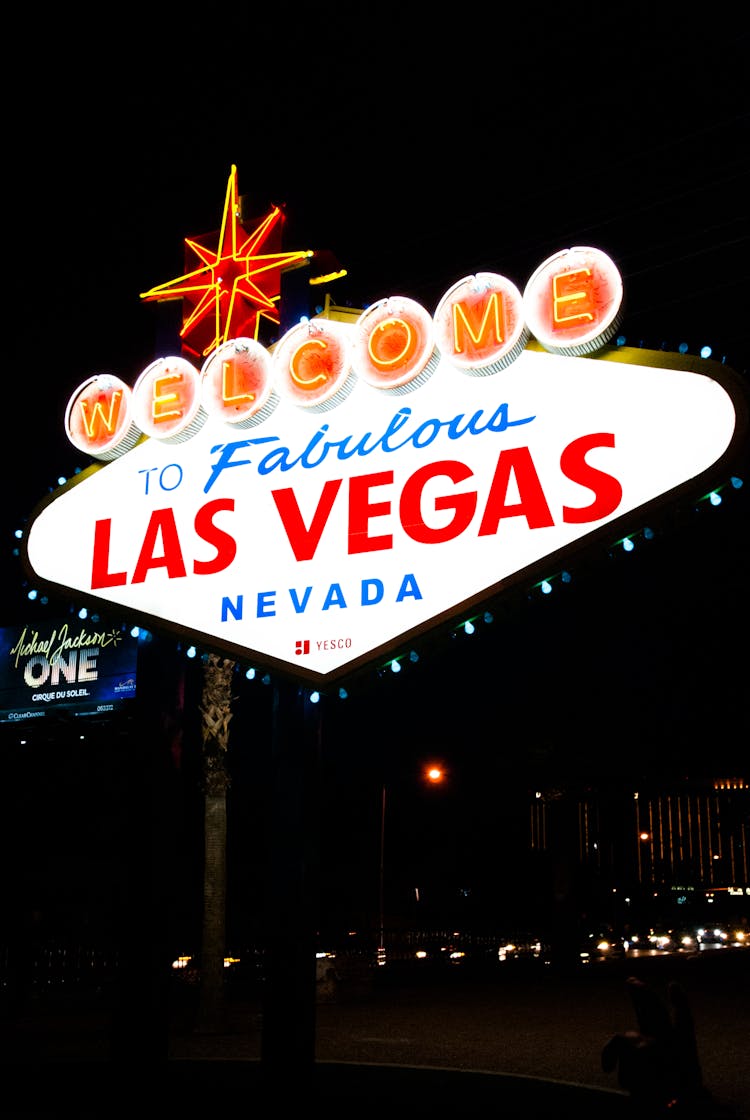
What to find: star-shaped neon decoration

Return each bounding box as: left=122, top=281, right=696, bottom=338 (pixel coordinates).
left=140, top=165, right=313, bottom=359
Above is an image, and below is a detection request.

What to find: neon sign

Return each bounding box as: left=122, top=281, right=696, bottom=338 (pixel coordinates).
left=139, top=165, right=313, bottom=359
left=65, top=247, right=624, bottom=461
left=25, top=247, right=745, bottom=684
left=0, top=620, right=138, bottom=723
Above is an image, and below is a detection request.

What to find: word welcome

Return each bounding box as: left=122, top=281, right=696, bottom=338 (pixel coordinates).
left=65, top=247, right=623, bottom=463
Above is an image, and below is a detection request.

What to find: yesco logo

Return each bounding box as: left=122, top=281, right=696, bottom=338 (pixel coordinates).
left=25, top=247, right=743, bottom=684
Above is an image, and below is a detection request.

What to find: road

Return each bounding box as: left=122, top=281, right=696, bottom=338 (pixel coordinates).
left=4, top=950, right=748, bottom=1116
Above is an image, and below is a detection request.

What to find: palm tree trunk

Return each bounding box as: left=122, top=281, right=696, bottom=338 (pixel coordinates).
left=195, top=653, right=234, bottom=1033
left=196, top=789, right=228, bottom=1032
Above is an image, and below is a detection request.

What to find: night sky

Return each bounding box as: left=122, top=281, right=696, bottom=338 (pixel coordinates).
left=2, top=15, right=748, bottom=945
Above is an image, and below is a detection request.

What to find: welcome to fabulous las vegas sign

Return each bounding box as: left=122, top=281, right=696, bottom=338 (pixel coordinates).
left=23, top=241, right=747, bottom=685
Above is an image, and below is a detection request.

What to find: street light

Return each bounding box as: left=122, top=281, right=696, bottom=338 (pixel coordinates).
left=378, top=783, right=387, bottom=966
left=377, top=763, right=446, bottom=966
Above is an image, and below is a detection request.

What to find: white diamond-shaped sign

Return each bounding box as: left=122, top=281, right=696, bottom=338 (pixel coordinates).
left=24, top=339, right=742, bottom=683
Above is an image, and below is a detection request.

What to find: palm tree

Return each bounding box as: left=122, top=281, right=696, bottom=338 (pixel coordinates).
left=194, top=652, right=235, bottom=1032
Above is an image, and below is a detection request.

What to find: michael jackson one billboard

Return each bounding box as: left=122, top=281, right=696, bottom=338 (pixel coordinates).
left=0, top=619, right=138, bottom=723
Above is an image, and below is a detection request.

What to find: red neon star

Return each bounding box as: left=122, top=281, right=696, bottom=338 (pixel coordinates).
left=140, top=165, right=312, bottom=359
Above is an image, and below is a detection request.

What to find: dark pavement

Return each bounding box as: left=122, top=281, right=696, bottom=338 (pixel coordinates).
left=2, top=951, right=748, bottom=1116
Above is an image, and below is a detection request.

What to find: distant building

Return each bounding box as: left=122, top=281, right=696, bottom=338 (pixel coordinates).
left=530, top=777, right=749, bottom=926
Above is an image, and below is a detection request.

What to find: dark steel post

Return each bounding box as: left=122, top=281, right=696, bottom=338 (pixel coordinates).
left=260, top=678, right=322, bottom=1094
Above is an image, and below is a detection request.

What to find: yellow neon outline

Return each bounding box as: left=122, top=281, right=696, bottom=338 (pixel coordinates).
left=552, top=268, right=595, bottom=326
left=310, top=269, right=348, bottom=286
left=140, top=165, right=312, bottom=357
left=367, top=318, right=415, bottom=368
left=221, top=358, right=255, bottom=406
left=151, top=373, right=184, bottom=424
left=290, top=338, right=330, bottom=389
left=79, top=390, right=123, bottom=439
left=452, top=291, right=504, bottom=353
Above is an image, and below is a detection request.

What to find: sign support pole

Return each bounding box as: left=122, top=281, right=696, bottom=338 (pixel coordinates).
left=260, top=678, right=322, bottom=1092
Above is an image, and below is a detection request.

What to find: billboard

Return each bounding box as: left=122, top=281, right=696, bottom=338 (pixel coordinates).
left=0, top=619, right=138, bottom=723
left=22, top=248, right=747, bottom=684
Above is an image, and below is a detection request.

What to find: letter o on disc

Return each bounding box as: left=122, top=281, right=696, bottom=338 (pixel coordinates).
left=353, top=296, right=440, bottom=393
